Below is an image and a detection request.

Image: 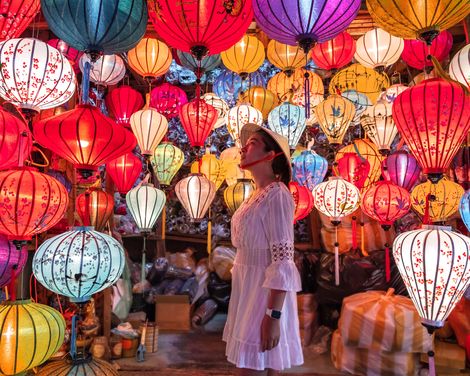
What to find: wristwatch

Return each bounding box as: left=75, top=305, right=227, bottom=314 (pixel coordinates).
left=265, top=308, right=282, bottom=319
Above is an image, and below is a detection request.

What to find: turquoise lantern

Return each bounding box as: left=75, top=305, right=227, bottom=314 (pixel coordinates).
left=292, top=149, right=328, bottom=191
left=176, top=50, right=221, bottom=73
left=268, top=102, right=306, bottom=150
left=459, top=190, right=470, bottom=233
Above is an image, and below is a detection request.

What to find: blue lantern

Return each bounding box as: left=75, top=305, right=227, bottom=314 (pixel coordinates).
left=176, top=50, right=221, bottom=73
left=267, top=102, right=306, bottom=150
left=293, top=150, right=328, bottom=191
left=459, top=190, right=470, bottom=232
left=41, top=0, right=148, bottom=56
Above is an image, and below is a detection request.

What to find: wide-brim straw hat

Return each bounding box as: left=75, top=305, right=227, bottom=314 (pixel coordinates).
left=240, top=123, right=292, bottom=181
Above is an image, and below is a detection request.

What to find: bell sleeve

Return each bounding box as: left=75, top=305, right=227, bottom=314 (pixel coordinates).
left=261, top=186, right=302, bottom=292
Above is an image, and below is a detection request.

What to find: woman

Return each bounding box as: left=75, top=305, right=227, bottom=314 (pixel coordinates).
left=223, top=123, right=303, bottom=375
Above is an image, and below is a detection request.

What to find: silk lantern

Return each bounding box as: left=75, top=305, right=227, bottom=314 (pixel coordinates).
left=37, top=357, right=119, bottom=376
left=268, top=102, right=306, bottom=150
left=175, top=174, right=216, bottom=221
left=176, top=51, right=221, bottom=73
left=239, top=87, right=277, bottom=120
left=79, top=54, right=125, bottom=87
left=341, top=90, right=371, bottom=124
left=47, top=38, right=83, bottom=73
left=128, top=37, right=172, bottom=79
left=288, top=69, right=324, bottom=118
left=268, top=71, right=299, bottom=103
left=221, top=35, right=265, bottom=78
left=33, top=227, right=125, bottom=303
left=0, top=300, right=65, bottom=376
left=267, top=40, right=306, bottom=75
left=377, top=84, right=408, bottom=104
left=106, top=153, right=142, bottom=195
left=292, top=149, right=328, bottom=191
left=289, top=182, right=314, bottom=223
left=150, top=83, right=188, bottom=119
left=451, top=146, right=470, bottom=189
left=381, top=150, right=421, bottom=191
left=76, top=189, right=114, bottom=232
left=224, top=178, right=255, bottom=214
left=336, top=152, right=371, bottom=190
left=0, top=236, right=27, bottom=288
left=0, top=109, right=32, bottom=169
left=0, top=0, right=40, bottom=41
left=151, top=142, right=184, bottom=187
left=360, top=101, right=397, bottom=155
left=392, top=78, right=470, bottom=183
left=179, top=100, right=217, bottom=148
left=130, top=109, right=168, bottom=157
left=126, top=184, right=166, bottom=233
left=409, top=70, right=436, bottom=87
left=190, top=151, right=226, bottom=190
left=201, top=93, right=229, bottom=129
left=226, top=104, right=263, bottom=148
left=459, top=190, right=470, bottom=233
left=105, top=86, right=144, bottom=128
left=310, top=31, right=356, bottom=71
left=449, top=44, right=470, bottom=88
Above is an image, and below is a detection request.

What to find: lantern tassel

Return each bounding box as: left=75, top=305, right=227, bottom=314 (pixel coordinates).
left=428, top=350, right=436, bottom=376
left=304, top=71, right=310, bottom=119
left=161, top=205, right=166, bottom=241
left=84, top=191, right=91, bottom=227
left=207, top=208, right=212, bottom=254
left=385, top=241, right=391, bottom=282
left=360, top=213, right=368, bottom=256
left=430, top=55, right=470, bottom=95
left=351, top=216, right=357, bottom=250
left=141, top=235, right=147, bottom=290
left=70, top=315, right=78, bottom=360
left=81, top=61, right=91, bottom=105
left=334, top=225, right=340, bottom=286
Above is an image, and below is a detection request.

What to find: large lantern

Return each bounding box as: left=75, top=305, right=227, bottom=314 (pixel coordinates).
left=37, top=357, right=119, bottom=376
left=128, top=37, right=172, bottom=79
left=201, top=93, right=229, bottom=129
left=190, top=151, right=226, bottom=190
left=106, top=153, right=142, bottom=195
left=459, top=190, right=470, bottom=233
left=76, top=189, right=114, bottom=232
left=179, top=100, right=217, bottom=148
left=126, top=184, right=166, bottom=232
left=150, top=83, right=188, bottom=119
left=289, top=182, right=314, bottom=223
left=392, top=78, right=470, bottom=183
left=130, top=108, right=168, bottom=157
left=381, top=150, right=421, bottom=191
left=34, top=104, right=137, bottom=178
left=0, top=0, right=40, bottom=41
left=239, top=87, right=277, bottom=119
left=336, top=152, right=371, bottom=191
left=79, top=54, right=125, bottom=87
left=105, top=86, right=144, bottom=128
left=0, top=300, right=65, bottom=376
left=310, top=31, right=355, bottom=71
left=268, top=102, right=306, bottom=150
left=33, top=227, right=125, bottom=303
left=176, top=51, right=221, bottom=73
left=224, top=178, right=255, bottom=214
left=221, top=35, right=265, bottom=77
left=267, top=40, right=306, bottom=74
left=0, top=236, right=27, bottom=288
left=449, top=44, right=470, bottom=88
left=292, top=149, right=328, bottom=191
left=360, top=101, right=397, bottom=155
left=0, top=109, right=32, bottom=169
left=151, top=142, right=184, bottom=187
left=175, top=174, right=216, bottom=221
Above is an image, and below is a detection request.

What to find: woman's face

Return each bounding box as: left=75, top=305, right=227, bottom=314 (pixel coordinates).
left=240, top=133, right=273, bottom=168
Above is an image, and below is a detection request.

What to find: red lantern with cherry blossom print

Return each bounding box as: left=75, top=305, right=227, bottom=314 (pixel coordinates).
left=178, top=100, right=218, bottom=148
left=0, top=108, right=32, bottom=170
left=105, top=86, right=144, bottom=128
left=335, top=152, right=371, bottom=191
left=47, top=38, right=83, bottom=74
left=310, top=31, right=356, bottom=71
left=0, top=0, right=40, bottom=41
left=76, top=188, right=114, bottom=232
left=289, top=182, right=314, bottom=223
left=106, top=153, right=142, bottom=195
left=150, top=83, right=188, bottom=119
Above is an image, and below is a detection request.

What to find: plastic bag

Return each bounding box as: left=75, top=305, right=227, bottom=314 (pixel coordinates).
left=164, top=278, right=185, bottom=295
left=207, top=272, right=231, bottom=309
left=210, top=246, right=236, bottom=281
left=166, top=247, right=196, bottom=271
left=165, top=265, right=194, bottom=280
left=179, top=276, right=199, bottom=302
left=147, top=257, right=169, bottom=285
left=112, top=260, right=133, bottom=321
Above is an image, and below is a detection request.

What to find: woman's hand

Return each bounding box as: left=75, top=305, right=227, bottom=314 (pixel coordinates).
left=260, top=314, right=280, bottom=351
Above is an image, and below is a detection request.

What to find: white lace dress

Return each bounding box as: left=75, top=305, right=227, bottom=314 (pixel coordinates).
left=223, top=182, right=304, bottom=371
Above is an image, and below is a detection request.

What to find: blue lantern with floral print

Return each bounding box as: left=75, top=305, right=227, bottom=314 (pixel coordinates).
left=292, top=150, right=328, bottom=191
left=267, top=102, right=306, bottom=150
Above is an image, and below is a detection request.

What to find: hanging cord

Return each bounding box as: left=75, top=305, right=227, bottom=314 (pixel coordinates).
left=70, top=315, right=78, bottom=360
left=384, top=229, right=391, bottom=282
left=334, top=223, right=340, bottom=286
left=207, top=208, right=212, bottom=254
left=351, top=215, right=358, bottom=250
left=360, top=214, right=368, bottom=256
left=141, top=234, right=147, bottom=297
left=303, top=55, right=311, bottom=119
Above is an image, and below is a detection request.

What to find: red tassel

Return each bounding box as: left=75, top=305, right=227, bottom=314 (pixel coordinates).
left=385, top=242, right=391, bottom=282
left=351, top=216, right=357, bottom=250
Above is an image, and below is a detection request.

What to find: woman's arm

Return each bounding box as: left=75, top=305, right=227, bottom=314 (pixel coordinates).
left=261, top=289, right=286, bottom=351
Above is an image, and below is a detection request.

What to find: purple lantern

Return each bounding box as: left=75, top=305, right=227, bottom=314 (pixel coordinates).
left=382, top=150, right=421, bottom=191
left=253, top=0, right=361, bottom=52
left=0, top=235, right=27, bottom=288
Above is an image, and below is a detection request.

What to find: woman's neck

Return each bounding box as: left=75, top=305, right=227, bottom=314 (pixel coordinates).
left=253, top=173, right=277, bottom=190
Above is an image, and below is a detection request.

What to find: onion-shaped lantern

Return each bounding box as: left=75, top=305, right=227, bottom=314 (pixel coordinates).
left=289, top=182, right=314, bottom=223
left=130, top=109, right=168, bottom=157
left=377, top=84, right=408, bottom=104
left=449, top=44, right=470, bottom=88
left=0, top=236, right=27, bottom=288
left=268, top=71, right=298, bottom=103
left=33, top=227, right=125, bottom=303
left=292, top=149, right=328, bottom=191
left=34, top=104, right=137, bottom=178
left=126, top=183, right=166, bottom=233
left=0, top=299, right=65, bottom=375
left=190, top=151, right=226, bottom=190
left=38, top=356, right=118, bottom=376
left=151, top=142, right=184, bottom=187
left=41, top=0, right=147, bottom=56
left=224, top=178, right=255, bottom=214
left=221, top=35, right=265, bottom=77
left=341, top=90, right=371, bottom=124
left=267, top=40, right=306, bottom=75
left=128, top=37, right=172, bottom=79
left=360, top=101, right=397, bottom=155
left=179, top=100, right=217, bottom=148
left=239, top=86, right=277, bottom=119
left=336, top=152, right=371, bottom=191
left=150, top=83, right=188, bottom=119
left=226, top=104, right=263, bottom=147
left=0, top=38, right=76, bottom=116
left=105, top=86, right=144, bottom=128
left=106, top=153, right=142, bottom=195
left=201, top=93, right=229, bottom=129
left=288, top=69, right=324, bottom=109
left=220, top=146, right=252, bottom=186
left=176, top=50, right=221, bottom=73
left=354, top=28, right=404, bottom=71
left=268, top=102, right=306, bottom=150
left=411, top=177, right=464, bottom=222
left=310, top=31, right=356, bottom=71
left=47, top=38, right=83, bottom=73
left=0, top=0, right=40, bottom=41
left=393, top=78, right=470, bottom=183
left=0, top=109, right=32, bottom=170
left=314, top=94, right=356, bottom=146
left=79, top=54, right=125, bottom=87
left=175, top=173, right=216, bottom=221
left=381, top=150, right=421, bottom=191
left=76, top=188, right=114, bottom=232
left=459, top=190, right=470, bottom=233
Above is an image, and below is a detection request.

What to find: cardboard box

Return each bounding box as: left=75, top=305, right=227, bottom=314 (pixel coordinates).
left=420, top=340, right=466, bottom=372
left=155, top=295, right=191, bottom=331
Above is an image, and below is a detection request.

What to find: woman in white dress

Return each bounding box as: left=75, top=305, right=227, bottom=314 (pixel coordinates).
left=223, top=123, right=304, bottom=375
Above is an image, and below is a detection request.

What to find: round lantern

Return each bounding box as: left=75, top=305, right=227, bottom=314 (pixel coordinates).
left=402, top=30, right=453, bottom=70
left=354, top=28, right=404, bottom=71
left=128, top=37, right=172, bottom=79
left=449, top=44, right=470, bottom=88
left=148, top=0, right=253, bottom=58
left=0, top=0, right=40, bottom=41
left=33, top=227, right=125, bottom=303
left=190, top=151, right=226, bottom=190
left=221, top=35, right=265, bottom=77
left=268, top=71, right=298, bottom=103
left=105, top=86, right=144, bottom=128
left=381, top=150, right=421, bottom=191
left=336, top=152, right=371, bottom=190
left=79, top=54, right=125, bottom=87
left=314, top=94, right=356, bottom=146
left=393, top=78, right=470, bottom=183
left=34, top=104, right=137, bottom=178
left=0, top=300, right=65, bottom=375
left=150, top=83, right=188, bottom=119
left=42, top=0, right=147, bottom=56
left=239, top=86, right=277, bottom=119
left=0, top=38, right=76, bottom=115
left=38, top=357, right=119, bottom=376
left=176, top=50, right=221, bottom=73
left=151, top=142, right=184, bottom=187
left=366, top=0, right=470, bottom=42
left=179, top=100, right=217, bottom=148
left=201, top=93, right=229, bottom=129
left=0, top=109, right=32, bottom=170
left=76, top=188, right=114, bottom=232
left=360, top=101, right=397, bottom=155
left=126, top=184, right=166, bottom=233
left=411, top=178, right=464, bottom=222
left=0, top=167, right=68, bottom=243
left=226, top=104, right=263, bottom=147
left=292, top=149, right=328, bottom=191
left=106, top=153, right=142, bottom=194
left=288, top=69, right=324, bottom=109
left=341, top=90, right=371, bottom=124
left=459, top=190, right=470, bottom=233
left=289, top=182, right=314, bottom=223
left=220, top=146, right=252, bottom=186
left=377, top=84, right=408, bottom=104
left=47, top=38, right=83, bottom=73
left=130, top=109, right=168, bottom=157
left=267, top=40, right=306, bottom=74
left=268, top=102, right=306, bottom=150
left=0, top=236, right=27, bottom=288
left=310, top=31, right=356, bottom=71
left=224, top=178, right=255, bottom=214
left=175, top=173, right=216, bottom=221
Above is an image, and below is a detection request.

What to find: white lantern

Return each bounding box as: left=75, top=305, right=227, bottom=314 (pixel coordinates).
left=354, top=28, right=404, bottom=71
left=449, top=44, right=469, bottom=88
left=341, top=90, right=371, bottom=124
left=126, top=183, right=166, bottom=232
left=201, top=93, right=230, bottom=129
left=360, top=101, right=397, bottom=155
left=377, top=84, right=408, bottom=104
left=268, top=102, right=306, bottom=150
left=130, top=108, right=168, bottom=156
left=79, top=53, right=126, bottom=86
left=175, top=173, right=216, bottom=221
left=226, top=104, right=263, bottom=147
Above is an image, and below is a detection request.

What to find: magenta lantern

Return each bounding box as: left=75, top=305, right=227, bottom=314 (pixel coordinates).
left=382, top=150, right=421, bottom=191
left=0, top=235, right=27, bottom=288
left=150, top=83, right=188, bottom=119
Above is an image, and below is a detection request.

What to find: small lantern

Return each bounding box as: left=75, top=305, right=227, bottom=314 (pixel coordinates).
left=130, top=109, right=168, bottom=157
left=267, top=40, right=306, bottom=74
left=76, top=188, right=114, bottom=232
left=289, top=182, right=314, bottom=223
left=220, top=146, right=252, bottom=186
left=47, top=38, right=83, bottom=73
left=179, top=100, right=218, bottom=148
left=226, top=104, right=263, bottom=147
left=459, top=190, right=470, bottom=233
left=151, top=142, right=185, bottom=187
left=224, top=178, right=255, bottom=214
left=377, top=84, right=408, bottom=104
left=106, top=153, right=142, bottom=195
left=150, top=83, right=188, bottom=119
left=292, top=149, right=328, bottom=191
left=79, top=54, right=125, bottom=86
left=360, top=101, right=397, bottom=155
left=0, top=236, right=27, bottom=288
left=381, top=150, right=421, bottom=191
left=105, top=86, right=144, bottom=128
left=175, top=174, right=216, bottom=222
left=214, top=68, right=266, bottom=107
left=126, top=184, right=166, bottom=233
left=190, top=151, right=226, bottom=190
left=128, top=37, right=172, bottom=79
left=201, top=93, right=229, bottom=129
left=221, top=35, right=265, bottom=77
left=341, top=90, right=371, bottom=124
left=310, top=31, right=356, bottom=71
left=268, top=102, right=306, bottom=150
left=449, top=44, right=470, bottom=89
left=38, top=357, right=119, bottom=376
left=176, top=50, right=221, bottom=73
left=239, top=86, right=277, bottom=119
left=336, top=152, right=371, bottom=190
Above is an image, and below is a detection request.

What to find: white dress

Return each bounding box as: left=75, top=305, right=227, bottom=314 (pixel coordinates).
left=223, top=181, right=304, bottom=371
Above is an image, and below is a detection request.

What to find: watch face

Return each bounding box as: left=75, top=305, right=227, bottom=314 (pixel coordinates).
left=271, top=310, right=281, bottom=319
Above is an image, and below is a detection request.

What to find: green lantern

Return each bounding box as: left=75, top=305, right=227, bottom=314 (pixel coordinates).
left=151, top=141, right=184, bottom=187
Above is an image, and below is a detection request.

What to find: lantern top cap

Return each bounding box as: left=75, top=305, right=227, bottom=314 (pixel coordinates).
left=421, top=224, right=453, bottom=231
left=72, top=226, right=95, bottom=231
left=2, top=299, right=32, bottom=305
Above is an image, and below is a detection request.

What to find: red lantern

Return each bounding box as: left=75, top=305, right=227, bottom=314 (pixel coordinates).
left=178, top=100, right=217, bottom=147
left=0, top=108, right=32, bottom=170
left=106, top=153, right=142, bottom=194
left=0, top=167, right=68, bottom=243
left=0, top=0, right=40, bottom=41
left=76, top=188, right=114, bottom=232
left=310, top=31, right=356, bottom=71
left=401, top=30, right=453, bottom=70
left=393, top=78, right=470, bottom=183
left=289, top=182, right=314, bottom=223
left=33, top=104, right=137, bottom=178
left=335, top=152, right=371, bottom=190
left=105, top=86, right=144, bottom=128
left=150, top=83, right=188, bottom=119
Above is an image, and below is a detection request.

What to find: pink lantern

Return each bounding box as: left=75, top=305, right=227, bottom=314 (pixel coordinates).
left=150, top=83, right=188, bottom=119
left=381, top=150, right=421, bottom=191
left=0, top=235, right=27, bottom=288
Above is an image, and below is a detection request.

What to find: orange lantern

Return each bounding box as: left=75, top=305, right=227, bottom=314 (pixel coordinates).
left=76, top=188, right=114, bottom=232
left=128, top=37, right=172, bottom=79
left=221, top=35, right=265, bottom=78
left=239, top=86, right=277, bottom=119
left=267, top=40, right=306, bottom=75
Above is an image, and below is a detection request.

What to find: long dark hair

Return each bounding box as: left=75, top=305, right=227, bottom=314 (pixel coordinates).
left=256, top=130, right=291, bottom=187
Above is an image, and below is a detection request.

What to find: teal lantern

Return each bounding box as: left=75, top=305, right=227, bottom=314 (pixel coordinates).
left=176, top=50, right=221, bottom=73
left=459, top=190, right=470, bottom=233
left=292, top=149, right=328, bottom=191
left=268, top=102, right=306, bottom=150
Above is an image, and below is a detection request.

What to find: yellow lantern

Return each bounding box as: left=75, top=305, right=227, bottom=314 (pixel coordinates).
left=329, top=63, right=390, bottom=103
left=366, top=0, right=470, bottom=42
left=0, top=300, right=65, bottom=375
left=151, top=141, right=184, bottom=186
left=267, top=40, right=306, bottom=75
left=221, top=35, right=265, bottom=78
left=315, top=94, right=356, bottom=146
left=411, top=178, right=464, bottom=222
left=224, top=178, right=255, bottom=214
left=128, top=37, right=172, bottom=79
left=190, top=149, right=226, bottom=190
left=268, top=68, right=323, bottom=105
left=220, top=146, right=252, bottom=186
left=360, top=101, right=397, bottom=155
left=239, top=86, right=277, bottom=119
